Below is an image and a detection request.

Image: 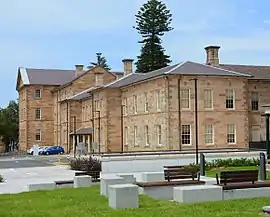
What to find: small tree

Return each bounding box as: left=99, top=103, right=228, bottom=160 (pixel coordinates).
left=134, top=0, right=173, bottom=73
left=87, top=53, right=111, bottom=71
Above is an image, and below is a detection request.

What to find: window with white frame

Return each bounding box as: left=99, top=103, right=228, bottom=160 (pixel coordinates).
left=35, top=89, right=41, bottom=99
left=156, top=90, right=161, bottom=110
left=134, top=126, right=138, bottom=145
left=204, top=124, right=214, bottom=145
left=157, top=125, right=162, bottom=145
left=35, top=108, right=41, bottom=120
left=251, top=91, right=259, bottom=111
left=226, top=89, right=235, bottom=109
left=144, top=125, right=149, bottom=146
left=181, top=125, right=191, bottom=145
left=124, top=127, right=128, bottom=145
left=144, top=92, right=149, bottom=112
left=123, top=97, right=127, bottom=115
left=204, top=89, right=213, bottom=109
left=35, top=129, right=41, bottom=141
left=133, top=95, right=137, bottom=113
left=180, top=89, right=190, bottom=109
left=227, top=124, right=236, bottom=144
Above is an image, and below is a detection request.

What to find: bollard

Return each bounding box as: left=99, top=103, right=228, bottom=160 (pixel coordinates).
left=200, top=153, right=205, bottom=176
left=58, top=153, right=61, bottom=165
left=260, top=152, right=266, bottom=181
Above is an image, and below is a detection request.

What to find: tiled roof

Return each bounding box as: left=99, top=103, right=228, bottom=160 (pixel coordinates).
left=220, top=64, right=270, bottom=80
left=25, top=68, right=75, bottom=85
left=106, top=61, right=252, bottom=88
left=20, top=67, right=123, bottom=86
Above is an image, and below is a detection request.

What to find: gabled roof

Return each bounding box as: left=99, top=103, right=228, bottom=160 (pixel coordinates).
left=66, top=87, right=97, bottom=101
left=105, top=61, right=252, bottom=88
left=220, top=64, right=270, bottom=80
left=17, top=67, right=123, bottom=89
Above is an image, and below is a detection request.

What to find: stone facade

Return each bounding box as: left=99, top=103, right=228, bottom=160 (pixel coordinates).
left=16, top=46, right=270, bottom=153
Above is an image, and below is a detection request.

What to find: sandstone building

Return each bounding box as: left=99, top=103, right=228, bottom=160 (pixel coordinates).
left=16, top=46, right=270, bottom=153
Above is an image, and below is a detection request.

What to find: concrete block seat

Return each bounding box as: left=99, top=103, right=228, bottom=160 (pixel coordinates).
left=109, top=184, right=139, bottom=209
left=173, top=185, right=223, bottom=203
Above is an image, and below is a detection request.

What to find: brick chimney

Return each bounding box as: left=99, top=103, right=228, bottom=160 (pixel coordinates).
left=75, top=64, right=84, bottom=76
left=204, top=45, right=220, bottom=66
left=95, top=72, right=103, bottom=87
left=122, top=59, right=134, bottom=76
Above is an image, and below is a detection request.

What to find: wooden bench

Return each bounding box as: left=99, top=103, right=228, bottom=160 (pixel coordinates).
left=136, top=167, right=203, bottom=188
left=165, top=167, right=199, bottom=181
left=164, top=165, right=185, bottom=169
left=75, top=171, right=100, bottom=182
left=55, top=180, right=73, bottom=185
left=216, top=170, right=270, bottom=190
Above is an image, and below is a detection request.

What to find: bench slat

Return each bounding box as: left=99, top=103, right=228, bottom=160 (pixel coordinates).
left=136, top=180, right=205, bottom=188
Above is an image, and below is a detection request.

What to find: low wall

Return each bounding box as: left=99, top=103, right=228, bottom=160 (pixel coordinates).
left=101, top=151, right=264, bottom=174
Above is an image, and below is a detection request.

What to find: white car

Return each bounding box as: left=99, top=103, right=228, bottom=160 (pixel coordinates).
left=27, top=146, right=47, bottom=155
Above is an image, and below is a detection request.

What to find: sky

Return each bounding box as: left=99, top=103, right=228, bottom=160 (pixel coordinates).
left=1, top=0, right=270, bottom=107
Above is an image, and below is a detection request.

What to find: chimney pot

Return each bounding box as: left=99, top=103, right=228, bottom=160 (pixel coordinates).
left=75, top=64, right=84, bottom=76
left=122, top=59, right=134, bottom=76
left=204, top=45, right=220, bottom=66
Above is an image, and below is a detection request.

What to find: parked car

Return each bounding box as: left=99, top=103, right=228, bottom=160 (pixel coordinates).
left=27, top=146, right=47, bottom=155
left=39, top=146, right=64, bottom=155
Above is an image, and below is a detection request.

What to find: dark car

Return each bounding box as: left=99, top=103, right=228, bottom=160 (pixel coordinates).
left=39, top=146, right=64, bottom=155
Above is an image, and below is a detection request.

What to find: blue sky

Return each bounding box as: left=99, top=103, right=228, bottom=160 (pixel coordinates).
left=1, top=0, right=270, bottom=107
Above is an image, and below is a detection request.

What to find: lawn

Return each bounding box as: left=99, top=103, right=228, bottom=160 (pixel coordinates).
left=206, top=166, right=270, bottom=179
left=0, top=185, right=268, bottom=217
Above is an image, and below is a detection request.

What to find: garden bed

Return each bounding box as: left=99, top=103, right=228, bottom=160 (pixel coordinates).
left=0, top=185, right=268, bottom=216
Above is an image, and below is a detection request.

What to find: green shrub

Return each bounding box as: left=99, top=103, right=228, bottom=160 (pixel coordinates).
left=184, top=163, right=200, bottom=171
left=204, top=157, right=259, bottom=170
left=0, top=175, right=4, bottom=183
left=69, top=156, right=101, bottom=172
left=186, top=157, right=260, bottom=170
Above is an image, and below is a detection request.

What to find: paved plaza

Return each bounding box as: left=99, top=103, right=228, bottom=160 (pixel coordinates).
left=0, top=165, right=75, bottom=194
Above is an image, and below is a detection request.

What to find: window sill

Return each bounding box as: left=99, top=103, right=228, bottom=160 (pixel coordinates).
left=228, top=143, right=236, bottom=145
left=134, top=144, right=139, bottom=147
left=182, top=144, right=192, bottom=146
left=205, top=143, right=215, bottom=146
left=144, top=144, right=150, bottom=147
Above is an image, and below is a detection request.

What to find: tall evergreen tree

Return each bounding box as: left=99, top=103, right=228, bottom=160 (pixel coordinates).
left=87, top=52, right=111, bottom=71
left=134, top=0, right=173, bottom=73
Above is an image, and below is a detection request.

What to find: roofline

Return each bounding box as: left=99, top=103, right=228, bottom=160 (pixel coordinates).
left=206, top=64, right=253, bottom=77
left=165, top=62, right=186, bottom=74
left=104, top=72, right=134, bottom=88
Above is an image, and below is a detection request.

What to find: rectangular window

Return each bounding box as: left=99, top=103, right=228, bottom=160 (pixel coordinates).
left=226, top=89, right=235, bottom=109
left=157, top=125, right=162, bottom=145
left=156, top=90, right=161, bottom=110
left=123, top=97, right=127, bottom=115
left=133, top=95, right=137, bottom=114
left=251, top=91, right=259, bottom=111
left=204, top=89, right=213, bottom=109
left=205, top=124, right=214, bottom=145
left=35, top=129, right=41, bottom=141
left=124, top=127, right=128, bottom=145
left=134, top=126, right=138, bottom=146
left=181, top=125, right=191, bottom=145
left=180, top=89, right=190, bottom=109
left=145, top=125, right=149, bottom=146
left=144, top=92, right=149, bottom=112
left=35, top=89, right=41, bottom=99
left=35, top=108, right=41, bottom=120
left=227, top=124, right=236, bottom=144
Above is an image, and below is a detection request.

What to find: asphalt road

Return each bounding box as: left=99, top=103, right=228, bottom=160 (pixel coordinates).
left=0, top=155, right=70, bottom=169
